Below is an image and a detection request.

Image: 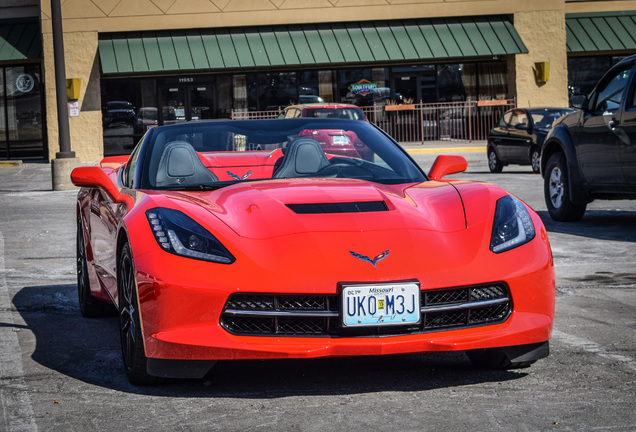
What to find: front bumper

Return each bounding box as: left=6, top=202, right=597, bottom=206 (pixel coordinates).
left=130, top=218, right=555, bottom=374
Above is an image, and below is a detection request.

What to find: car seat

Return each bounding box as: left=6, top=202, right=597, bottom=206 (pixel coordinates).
left=155, top=141, right=219, bottom=187
left=273, top=138, right=330, bottom=178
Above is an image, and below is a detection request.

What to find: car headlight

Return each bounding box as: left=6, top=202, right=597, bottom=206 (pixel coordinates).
left=146, top=208, right=235, bottom=264
left=490, top=195, right=535, bottom=253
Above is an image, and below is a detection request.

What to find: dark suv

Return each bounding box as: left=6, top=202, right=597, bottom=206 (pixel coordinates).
left=540, top=55, right=636, bottom=221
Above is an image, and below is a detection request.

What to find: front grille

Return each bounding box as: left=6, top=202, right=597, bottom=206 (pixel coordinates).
left=220, top=283, right=511, bottom=337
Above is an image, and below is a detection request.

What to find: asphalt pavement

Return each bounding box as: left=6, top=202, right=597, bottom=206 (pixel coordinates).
left=1, top=143, right=635, bottom=432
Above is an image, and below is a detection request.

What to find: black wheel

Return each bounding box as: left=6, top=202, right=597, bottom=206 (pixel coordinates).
left=466, top=348, right=535, bottom=370
left=77, top=218, right=115, bottom=317
left=118, top=242, right=157, bottom=385
left=488, top=148, right=503, bottom=173
left=530, top=147, right=541, bottom=173
left=544, top=152, right=586, bottom=221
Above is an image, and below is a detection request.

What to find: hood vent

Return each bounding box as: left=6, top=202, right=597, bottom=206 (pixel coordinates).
left=286, top=201, right=389, bottom=214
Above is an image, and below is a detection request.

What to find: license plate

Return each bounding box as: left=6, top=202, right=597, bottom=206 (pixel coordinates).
left=332, top=135, right=349, bottom=145
left=342, top=283, right=420, bottom=327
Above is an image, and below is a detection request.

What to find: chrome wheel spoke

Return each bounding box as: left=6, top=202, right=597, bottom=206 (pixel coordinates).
left=549, top=168, right=564, bottom=207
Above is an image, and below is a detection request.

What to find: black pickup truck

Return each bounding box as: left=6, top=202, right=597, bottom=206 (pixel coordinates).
left=540, top=54, right=636, bottom=221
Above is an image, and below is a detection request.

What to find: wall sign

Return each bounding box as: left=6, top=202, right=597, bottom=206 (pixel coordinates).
left=69, top=101, right=80, bottom=117
left=16, top=74, right=35, bottom=93
left=348, top=79, right=377, bottom=96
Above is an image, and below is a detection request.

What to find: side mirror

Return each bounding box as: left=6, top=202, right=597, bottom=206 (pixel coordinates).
left=71, top=166, right=134, bottom=208
left=514, top=123, right=533, bottom=134
left=428, top=155, right=467, bottom=180
left=570, top=94, right=589, bottom=110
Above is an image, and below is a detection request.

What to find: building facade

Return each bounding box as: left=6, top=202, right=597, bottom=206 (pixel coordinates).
left=0, top=0, right=635, bottom=162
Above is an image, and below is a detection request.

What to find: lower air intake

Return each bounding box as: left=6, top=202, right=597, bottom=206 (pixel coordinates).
left=220, top=283, right=511, bottom=337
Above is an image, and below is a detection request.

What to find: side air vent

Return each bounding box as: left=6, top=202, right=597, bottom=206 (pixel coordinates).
left=286, top=201, right=389, bottom=214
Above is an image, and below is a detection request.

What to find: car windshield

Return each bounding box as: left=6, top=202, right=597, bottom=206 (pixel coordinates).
left=305, top=108, right=366, bottom=121
left=530, top=109, right=575, bottom=130
left=139, top=119, right=425, bottom=190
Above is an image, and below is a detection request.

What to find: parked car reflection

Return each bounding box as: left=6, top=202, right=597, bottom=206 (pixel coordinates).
left=103, top=101, right=136, bottom=128
left=133, top=107, right=178, bottom=134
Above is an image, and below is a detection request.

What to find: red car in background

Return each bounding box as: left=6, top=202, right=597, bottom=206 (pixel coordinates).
left=280, top=103, right=372, bottom=159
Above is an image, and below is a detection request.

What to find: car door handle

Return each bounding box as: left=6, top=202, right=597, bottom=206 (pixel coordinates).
left=608, top=118, right=619, bottom=129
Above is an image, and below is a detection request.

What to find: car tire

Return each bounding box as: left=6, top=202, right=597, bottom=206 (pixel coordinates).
left=77, top=218, right=115, bottom=318
left=488, top=148, right=503, bottom=173
left=465, top=348, right=535, bottom=370
left=530, top=147, right=541, bottom=173
left=118, top=242, right=158, bottom=385
left=544, top=152, right=586, bottom=221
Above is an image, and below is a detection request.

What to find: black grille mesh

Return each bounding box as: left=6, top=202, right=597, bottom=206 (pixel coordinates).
left=278, top=296, right=326, bottom=310
left=220, top=283, right=511, bottom=337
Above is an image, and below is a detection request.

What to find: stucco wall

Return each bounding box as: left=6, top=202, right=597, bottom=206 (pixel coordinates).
left=43, top=31, right=103, bottom=162
left=514, top=8, right=569, bottom=108
left=40, top=0, right=565, bottom=32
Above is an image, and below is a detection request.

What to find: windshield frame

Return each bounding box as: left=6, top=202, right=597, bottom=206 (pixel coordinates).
left=136, top=118, right=427, bottom=191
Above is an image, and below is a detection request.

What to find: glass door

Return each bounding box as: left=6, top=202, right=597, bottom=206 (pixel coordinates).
left=159, top=84, right=215, bottom=126
left=189, top=85, right=214, bottom=120
left=159, top=86, right=186, bottom=125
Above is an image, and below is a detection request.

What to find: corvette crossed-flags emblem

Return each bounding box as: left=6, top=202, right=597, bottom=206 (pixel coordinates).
left=349, top=250, right=390, bottom=267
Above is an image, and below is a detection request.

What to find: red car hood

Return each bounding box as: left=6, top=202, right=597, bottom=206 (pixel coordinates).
left=160, top=179, right=470, bottom=239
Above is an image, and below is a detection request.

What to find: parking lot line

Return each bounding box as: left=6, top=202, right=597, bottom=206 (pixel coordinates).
left=405, top=146, right=486, bottom=154
left=552, top=330, right=636, bottom=372
left=0, top=233, right=38, bottom=432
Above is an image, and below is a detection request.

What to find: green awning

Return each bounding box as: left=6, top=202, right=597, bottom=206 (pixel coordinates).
left=0, top=19, right=42, bottom=62
left=98, top=16, right=528, bottom=75
left=566, top=11, right=636, bottom=54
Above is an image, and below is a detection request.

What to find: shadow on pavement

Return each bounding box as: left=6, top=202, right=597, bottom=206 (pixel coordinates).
left=13, top=283, right=529, bottom=397
left=538, top=210, right=636, bottom=242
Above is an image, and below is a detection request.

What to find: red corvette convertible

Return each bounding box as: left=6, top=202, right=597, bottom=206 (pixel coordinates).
left=72, top=118, right=554, bottom=385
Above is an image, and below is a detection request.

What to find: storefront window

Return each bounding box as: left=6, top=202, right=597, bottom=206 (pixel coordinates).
left=319, top=71, right=335, bottom=103
left=101, top=78, right=156, bottom=156
left=233, top=75, right=248, bottom=111
left=298, top=70, right=334, bottom=104
left=478, top=62, right=508, bottom=100
left=0, top=65, right=45, bottom=160
left=338, top=68, right=388, bottom=106
left=438, top=64, right=467, bottom=102
left=460, top=64, right=477, bottom=101
left=460, top=62, right=509, bottom=101
left=217, top=75, right=233, bottom=118
left=249, top=72, right=297, bottom=111
left=568, top=56, right=626, bottom=96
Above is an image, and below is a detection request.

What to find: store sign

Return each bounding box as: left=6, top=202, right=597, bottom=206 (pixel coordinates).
left=348, top=79, right=377, bottom=96
left=16, top=74, right=35, bottom=93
